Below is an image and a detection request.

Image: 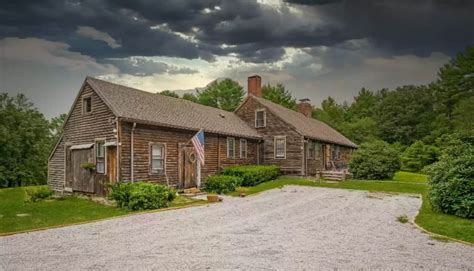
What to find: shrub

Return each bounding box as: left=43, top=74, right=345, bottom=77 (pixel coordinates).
left=203, top=175, right=243, bottom=194
left=349, top=140, right=401, bottom=180
left=427, top=137, right=474, bottom=218
left=109, top=182, right=176, bottom=211
left=25, top=186, right=53, bottom=202
left=401, top=141, right=439, bottom=172
left=222, top=165, right=280, bottom=186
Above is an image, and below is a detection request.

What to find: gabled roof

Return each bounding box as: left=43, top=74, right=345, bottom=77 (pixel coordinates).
left=248, top=95, right=357, bottom=148
left=87, top=77, right=261, bottom=139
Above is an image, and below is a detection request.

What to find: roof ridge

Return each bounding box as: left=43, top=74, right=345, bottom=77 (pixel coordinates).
left=87, top=77, right=237, bottom=116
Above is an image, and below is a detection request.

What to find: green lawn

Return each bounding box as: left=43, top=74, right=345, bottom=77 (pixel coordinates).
left=231, top=172, right=474, bottom=244
left=0, top=187, right=205, bottom=235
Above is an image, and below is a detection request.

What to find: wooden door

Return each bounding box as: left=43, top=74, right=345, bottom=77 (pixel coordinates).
left=180, top=145, right=197, bottom=188
left=107, top=146, right=117, bottom=184
left=71, top=149, right=95, bottom=193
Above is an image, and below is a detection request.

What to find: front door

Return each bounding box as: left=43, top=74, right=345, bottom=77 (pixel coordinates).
left=107, top=146, right=117, bottom=184
left=70, top=148, right=95, bottom=193
left=180, top=145, right=197, bottom=188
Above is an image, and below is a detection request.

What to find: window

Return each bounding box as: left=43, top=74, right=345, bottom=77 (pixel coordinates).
left=96, top=141, right=105, bottom=174
left=150, top=144, right=165, bottom=174
left=274, top=136, right=286, bottom=159
left=314, top=143, right=321, bottom=159
left=240, top=139, right=247, bottom=158
left=307, top=141, right=315, bottom=159
left=331, top=145, right=340, bottom=160
left=255, top=109, right=266, bottom=128
left=83, top=96, right=92, bottom=114
left=227, top=137, right=235, bottom=158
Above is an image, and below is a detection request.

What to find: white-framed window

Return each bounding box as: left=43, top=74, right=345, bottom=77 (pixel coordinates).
left=227, top=137, right=235, bottom=158
left=240, top=139, right=247, bottom=158
left=95, top=141, right=105, bottom=174
left=150, top=143, right=165, bottom=174
left=83, top=96, right=92, bottom=114
left=255, top=109, right=266, bottom=128
left=274, top=136, right=286, bottom=159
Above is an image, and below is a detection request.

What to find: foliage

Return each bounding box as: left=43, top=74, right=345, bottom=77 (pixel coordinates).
left=397, top=215, right=409, bottom=224
left=427, top=137, right=474, bottom=218
left=0, top=93, right=51, bottom=187
left=160, top=90, right=179, bottom=98
left=222, top=165, right=280, bottom=186
left=262, top=83, right=297, bottom=110
left=49, top=113, right=66, bottom=149
left=339, top=117, right=377, bottom=144
left=25, top=186, right=53, bottom=202
left=401, top=141, right=439, bottom=172
left=452, top=96, right=474, bottom=137
left=182, top=93, right=198, bottom=103
left=196, top=79, right=245, bottom=111
left=80, top=162, right=96, bottom=171
left=349, top=140, right=401, bottom=180
left=109, top=182, right=176, bottom=211
left=312, top=96, right=346, bottom=129
left=203, top=175, right=243, bottom=194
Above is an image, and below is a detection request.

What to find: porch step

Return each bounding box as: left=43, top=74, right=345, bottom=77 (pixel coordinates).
left=320, top=171, right=352, bottom=181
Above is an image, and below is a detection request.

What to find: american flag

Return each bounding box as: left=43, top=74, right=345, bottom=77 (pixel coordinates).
left=191, top=129, right=205, bottom=165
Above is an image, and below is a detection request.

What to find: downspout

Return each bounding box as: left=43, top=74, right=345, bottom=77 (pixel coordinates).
left=115, top=117, right=120, bottom=183
left=131, top=122, right=136, bottom=182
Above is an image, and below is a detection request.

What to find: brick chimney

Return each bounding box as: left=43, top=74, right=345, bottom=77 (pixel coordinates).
left=297, top=98, right=313, bottom=117
left=248, top=75, right=262, bottom=97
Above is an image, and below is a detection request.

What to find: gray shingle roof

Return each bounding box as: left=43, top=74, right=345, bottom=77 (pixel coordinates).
left=87, top=77, right=261, bottom=139
left=250, top=96, right=357, bottom=148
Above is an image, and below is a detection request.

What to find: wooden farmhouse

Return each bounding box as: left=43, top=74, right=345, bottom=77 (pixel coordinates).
left=48, top=75, right=357, bottom=195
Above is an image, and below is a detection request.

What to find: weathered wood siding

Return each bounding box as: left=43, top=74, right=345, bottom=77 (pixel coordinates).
left=305, top=140, right=324, bottom=175
left=120, top=122, right=258, bottom=187
left=47, top=83, right=116, bottom=193
left=235, top=98, right=304, bottom=175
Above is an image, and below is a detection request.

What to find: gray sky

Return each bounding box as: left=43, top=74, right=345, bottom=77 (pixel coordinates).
left=1, top=0, right=473, bottom=118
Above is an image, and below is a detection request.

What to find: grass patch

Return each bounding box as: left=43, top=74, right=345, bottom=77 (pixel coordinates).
left=0, top=187, right=205, bottom=235
left=228, top=171, right=473, bottom=244
left=397, top=215, right=409, bottom=223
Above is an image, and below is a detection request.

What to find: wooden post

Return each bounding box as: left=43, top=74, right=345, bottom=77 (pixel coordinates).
left=197, top=155, right=201, bottom=188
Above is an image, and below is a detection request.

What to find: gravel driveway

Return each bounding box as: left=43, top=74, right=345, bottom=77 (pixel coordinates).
left=1, top=186, right=473, bottom=270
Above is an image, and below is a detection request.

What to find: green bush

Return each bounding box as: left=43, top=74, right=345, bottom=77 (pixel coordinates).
left=25, top=186, right=53, bottom=202
left=222, top=165, right=280, bottom=186
left=349, top=140, right=401, bottom=180
left=401, top=141, right=439, bottom=172
left=109, top=182, right=176, bottom=211
left=427, top=137, right=474, bottom=218
left=203, top=175, right=243, bottom=194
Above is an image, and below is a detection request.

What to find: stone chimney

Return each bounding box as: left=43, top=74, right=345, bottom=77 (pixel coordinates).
left=297, top=98, right=313, bottom=117
left=248, top=75, right=262, bottom=97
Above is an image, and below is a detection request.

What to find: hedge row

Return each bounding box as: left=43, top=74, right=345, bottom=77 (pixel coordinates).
left=204, top=165, right=280, bottom=194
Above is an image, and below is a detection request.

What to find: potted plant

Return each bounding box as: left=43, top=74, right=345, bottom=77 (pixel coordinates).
left=207, top=193, right=220, bottom=203
left=80, top=162, right=96, bottom=172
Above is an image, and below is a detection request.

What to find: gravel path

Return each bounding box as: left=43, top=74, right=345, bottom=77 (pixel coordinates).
left=1, top=186, right=473, bottom=270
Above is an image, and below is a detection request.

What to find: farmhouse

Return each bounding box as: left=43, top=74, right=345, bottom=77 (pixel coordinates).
left=48, top=75, right=356, bottom=195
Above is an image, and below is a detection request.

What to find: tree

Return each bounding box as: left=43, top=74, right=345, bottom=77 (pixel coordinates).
left=159, top=90, right=179, bottom=98
left=349, top=140, right=401, bottom=180
left=374, top=85, right=436, bottom=145
left=346, top=88, right=379, bottom=120
left=262, top=83, right=297, bottom=110
left=0, top=93, right=51, bottom=187
left=452, top=96, right=474, bottom=138
left=49, top=113, right=66, bottom=150
left=196, top=79, right=245, bottom=111
left=339, top=117, right=377, bottom=144
left=401, top=141, right=439, bottom=172
left=312, top=96, right=346, bottom=129
left=182, top=93, right=198, bottom=103
left=435, top=45, right=474, bottom=125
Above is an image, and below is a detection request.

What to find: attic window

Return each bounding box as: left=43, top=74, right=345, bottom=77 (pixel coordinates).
left=255, top=109, right=266, bottom=128
left=83, top=96, right=92, bottom=114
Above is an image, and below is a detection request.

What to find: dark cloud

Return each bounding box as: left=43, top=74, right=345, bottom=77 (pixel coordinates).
left=1, top=0, right=473, bottom=65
